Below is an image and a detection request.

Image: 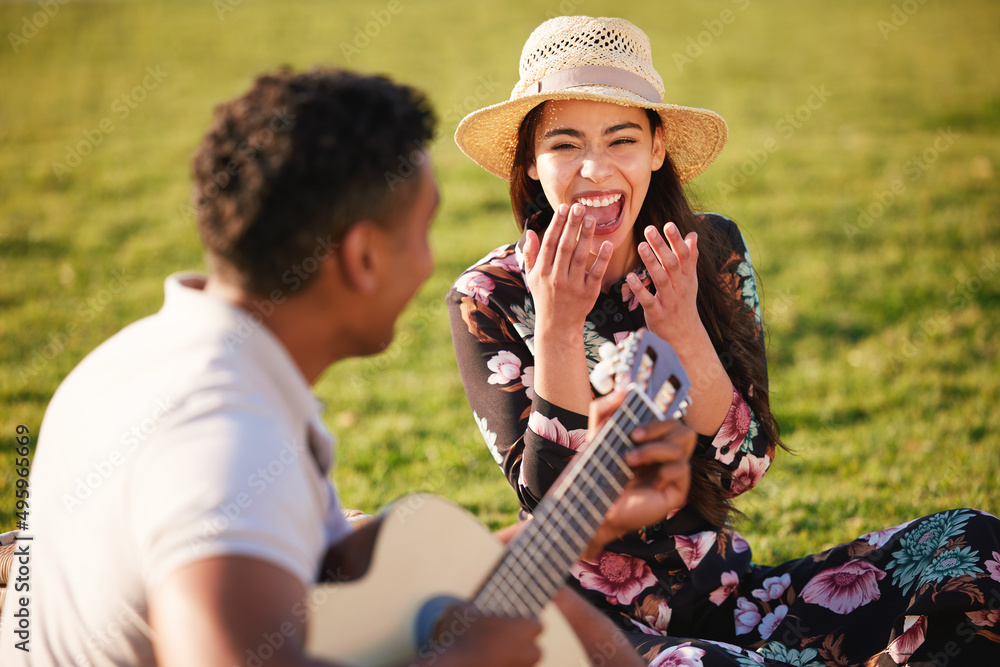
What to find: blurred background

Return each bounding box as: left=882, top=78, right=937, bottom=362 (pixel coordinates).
left=1, top=0, right=997, bottom=563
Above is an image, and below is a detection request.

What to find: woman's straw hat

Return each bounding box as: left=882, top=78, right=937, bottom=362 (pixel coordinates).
left=455, top=15, right=728, bottom=183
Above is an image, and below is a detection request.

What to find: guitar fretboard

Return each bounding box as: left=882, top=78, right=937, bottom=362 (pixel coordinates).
left=473, top=389, right=655, bottom=617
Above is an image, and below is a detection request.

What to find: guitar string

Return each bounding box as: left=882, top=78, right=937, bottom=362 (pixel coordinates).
left=477, top=392, right=655, bottom=615
left=480, top=392, right=652, bottom=610
left=475, top=391, right=656, bottom=615
left=488, top=384, right=661, bottom=610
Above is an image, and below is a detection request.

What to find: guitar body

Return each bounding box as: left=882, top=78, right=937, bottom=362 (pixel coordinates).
left=305, top=495, right=587, bottom=666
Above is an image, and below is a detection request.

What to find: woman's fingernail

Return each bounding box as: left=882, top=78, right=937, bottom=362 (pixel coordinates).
left=584, top=216, right=594, bottom=228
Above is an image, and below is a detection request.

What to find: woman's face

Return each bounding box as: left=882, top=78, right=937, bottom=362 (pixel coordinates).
left=528, top=99, right=666, bottom=278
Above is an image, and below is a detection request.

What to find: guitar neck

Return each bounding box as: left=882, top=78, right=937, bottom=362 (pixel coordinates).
left=473, top=388, right=656, bottom=617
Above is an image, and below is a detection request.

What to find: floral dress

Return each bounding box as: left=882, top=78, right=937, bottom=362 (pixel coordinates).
left=447, top=213, right=1000, bottom=666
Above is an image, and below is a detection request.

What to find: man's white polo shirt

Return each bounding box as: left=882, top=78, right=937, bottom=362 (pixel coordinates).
left=0, top=273, right=351, bottom=666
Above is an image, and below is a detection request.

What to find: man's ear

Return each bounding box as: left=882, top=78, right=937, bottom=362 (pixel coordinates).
left=651, top=126, right=667, bottom=172
left=336, top=221, right=384, bottom=294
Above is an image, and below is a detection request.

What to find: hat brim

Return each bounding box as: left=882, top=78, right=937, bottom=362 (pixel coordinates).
left=454, top=85, right=728, bottom=183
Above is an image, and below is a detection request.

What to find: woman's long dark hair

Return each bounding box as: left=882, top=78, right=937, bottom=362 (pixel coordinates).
left=509, top=102, right=783, bottom=527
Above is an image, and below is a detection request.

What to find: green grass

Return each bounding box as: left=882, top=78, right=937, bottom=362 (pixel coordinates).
left=1, top=0, right=998, bottom=566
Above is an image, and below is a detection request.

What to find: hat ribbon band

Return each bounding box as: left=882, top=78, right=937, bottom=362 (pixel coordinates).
left=534, top=65, right=662, bottom=104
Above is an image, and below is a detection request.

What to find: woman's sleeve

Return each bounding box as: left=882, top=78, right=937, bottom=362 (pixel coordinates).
left=700, top=214, right=776, bottom=499
left=447, top=262, right=589, bottom=513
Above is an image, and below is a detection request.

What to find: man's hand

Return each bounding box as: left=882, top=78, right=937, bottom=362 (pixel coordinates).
left=427, top=603, right=542, bottom=667
left=583, top=388, right=696, bottom=559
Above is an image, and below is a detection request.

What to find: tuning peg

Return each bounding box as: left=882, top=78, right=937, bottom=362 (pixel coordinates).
left=598, top=341, right=619, bottom=362
left=590, top=360, right=615, bottom=395
left=672, top=397, right=692, bottom=419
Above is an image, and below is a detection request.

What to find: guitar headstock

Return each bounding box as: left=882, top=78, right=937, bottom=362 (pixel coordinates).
left=590, top=329, right=691, bottom=421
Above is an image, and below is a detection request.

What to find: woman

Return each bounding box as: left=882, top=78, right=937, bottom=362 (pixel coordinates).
left=447, top=15, right=1000, bottom=666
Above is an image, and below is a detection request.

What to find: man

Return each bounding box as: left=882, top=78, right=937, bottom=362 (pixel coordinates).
left=0, top=69, right=694, bottom=666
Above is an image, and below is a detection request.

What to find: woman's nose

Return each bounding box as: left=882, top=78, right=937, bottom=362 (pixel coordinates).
left=580, top=149, right=613, bottom=183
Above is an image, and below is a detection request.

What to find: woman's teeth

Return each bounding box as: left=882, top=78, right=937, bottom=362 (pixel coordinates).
left=576, top=193, right=622, bottom=208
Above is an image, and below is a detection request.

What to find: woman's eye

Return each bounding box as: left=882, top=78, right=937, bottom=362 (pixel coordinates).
left=612, top=137, right=637, bottom=146
left=552, top=143, right=577, bottom=150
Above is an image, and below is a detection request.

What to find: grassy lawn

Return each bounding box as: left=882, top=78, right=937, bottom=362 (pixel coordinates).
left=1, top=0, right=998, bottom=566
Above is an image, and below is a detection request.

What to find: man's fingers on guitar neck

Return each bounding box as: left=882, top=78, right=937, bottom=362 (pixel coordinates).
left=624, top=440, right=690, bottom=468
left=629, top=417, right=693, bottom=443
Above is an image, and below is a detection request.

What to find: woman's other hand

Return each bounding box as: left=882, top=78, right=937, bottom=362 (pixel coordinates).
left=625, top=222, right=701, bottom=346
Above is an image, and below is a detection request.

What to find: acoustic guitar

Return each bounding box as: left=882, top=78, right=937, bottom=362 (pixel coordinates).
left=305, top=329, right=691, bottom=665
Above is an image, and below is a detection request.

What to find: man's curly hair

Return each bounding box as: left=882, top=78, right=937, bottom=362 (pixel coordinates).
left=191, top=68, right=436, bottom=295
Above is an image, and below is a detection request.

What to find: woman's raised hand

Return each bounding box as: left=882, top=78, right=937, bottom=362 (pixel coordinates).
left=625, top=222, right=702, bottom=347
left=523, top=203, right=613, bottom=333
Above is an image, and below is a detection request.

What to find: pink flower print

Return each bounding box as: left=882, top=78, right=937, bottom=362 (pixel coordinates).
left=726, top=453, right=770, bottom=498
left=709, top=570, right=740, bottom=606
left=489, top=251, right=520, bottom=273
left=566, top=429, right=588, bottom=451
left=887, top=615, right=927, bottom=664
left=758, top=604, right=788, bottom=639
left=985, top=550, right=1000, bottom=583
left=521, top=366, right=535, bottom=400
left=628, top=618, right=663, bottom=636
left=486, top=351, right=521, bottom=385
left=613, top=330, right=632, bottom=345
left=648, top=642, right=707, bottom=667
left=675, top=530, right=716, bottom=570
left=711, top=390, right=751, bottom=465
left=527, top=412, right=588, bottom=451
left=751, top=573, right=791, bottom=602
left=968, top=608, right=1000, bottom=627
left=734, top=597, right=761, bottom=636
left=800, top=559, right=886, bottom=614
left=621, top=268, right=651, bottom=312
left=454, top=271, right=495, bottom=305
left=570, top=551, right=657, bottom=606
left=860, top=520, right=914, bottom=549
left=731, top=531, right=750, bottom=554
left=643, top=601, right=673, bottom=634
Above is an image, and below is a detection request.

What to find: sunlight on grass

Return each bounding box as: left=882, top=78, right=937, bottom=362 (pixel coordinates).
left=1, top=0, right=998, bottom=564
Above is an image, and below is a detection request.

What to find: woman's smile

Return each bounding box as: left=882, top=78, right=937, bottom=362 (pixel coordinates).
left=528, top=99, right=666, bottom=282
